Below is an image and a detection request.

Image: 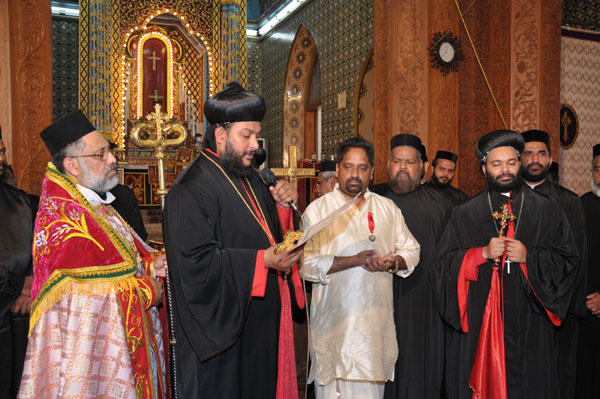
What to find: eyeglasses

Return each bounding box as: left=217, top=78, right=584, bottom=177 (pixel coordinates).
left=71, top=147, right=115, bottom=162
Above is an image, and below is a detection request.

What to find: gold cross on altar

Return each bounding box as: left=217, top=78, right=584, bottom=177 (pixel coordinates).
left=271, top=145, right=315, bottom=188
left=149, top=51, right=160, bottom=71
left=149, top=89, right=163, bottom=102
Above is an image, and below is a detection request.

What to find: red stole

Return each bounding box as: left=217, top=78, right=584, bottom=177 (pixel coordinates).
left=240, top=180, right=305, bottom=399
left=468, top=204, right=513, bottom=399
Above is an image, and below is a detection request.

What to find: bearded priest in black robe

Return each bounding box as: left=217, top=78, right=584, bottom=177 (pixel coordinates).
left=576, top=144, right=600, bottom=397
left=371, top=133, right=452, bottom=399
left=164, top=83, right=305, bottom=398
left=520, top=129, right=587, bottom=399
left=426, top=150, right=470, bottom=207
left=431, top=129, right=579, bottom=399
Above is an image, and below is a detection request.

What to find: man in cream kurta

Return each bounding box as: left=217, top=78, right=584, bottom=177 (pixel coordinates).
left=302, top=137, right=420, bottom=399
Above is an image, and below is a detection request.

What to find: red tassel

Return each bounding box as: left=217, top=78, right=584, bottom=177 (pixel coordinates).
left=276, top=275, right=298, bottom=399
left=469, top=265, right=507, bottom=399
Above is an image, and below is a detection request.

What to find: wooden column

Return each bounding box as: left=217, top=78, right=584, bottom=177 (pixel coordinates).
left=4, top=0, right=53, bottom=195
left=374, top=0, right=561, bottom=193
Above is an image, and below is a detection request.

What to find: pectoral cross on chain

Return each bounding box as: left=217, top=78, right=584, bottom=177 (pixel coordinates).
left=492, top=203, right=517, bottom=273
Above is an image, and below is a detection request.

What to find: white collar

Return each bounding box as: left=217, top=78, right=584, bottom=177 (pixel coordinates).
left=77, top=184, right=116, bottom=206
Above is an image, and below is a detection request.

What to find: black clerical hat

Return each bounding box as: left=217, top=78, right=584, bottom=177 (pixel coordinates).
left=390, top=133, right=422, bottom=151
left=475, top=129, right=524, bottom=162
left=320, top=160, right=336, bottom=173
left=421, top=145, right=428, bottom=162
left=204, top=82, right=265, bottom=125
left=40, top=110, right=96, bottom=156
left=594, top=144, right=600, bottom=158
left=203, top=82, right=266, bottom=151
left=435, top=150, right=458, bottom=163
left=521, top=129, right=550, bottom=148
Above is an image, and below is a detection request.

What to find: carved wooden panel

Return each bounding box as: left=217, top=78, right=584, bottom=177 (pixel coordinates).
left=373, top=0, right=392, bottom=183
left=373, top=0, right=427, bottom=184
left=9, top=0, right=53, bottom=195
left=0, top=0, right=13, bottom=162
left=457, top=0, right=493, bottom=195
left=511, top=0, right=539, bottom=132
left=428, top=0, right=460, bottom=183
left=539, top=0, right=561, bottom=158
left=373, top=0, right=560, bottom=192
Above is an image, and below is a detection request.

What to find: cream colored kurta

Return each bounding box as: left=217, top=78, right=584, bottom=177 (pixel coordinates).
left=302, top=187, right=420, bottom=386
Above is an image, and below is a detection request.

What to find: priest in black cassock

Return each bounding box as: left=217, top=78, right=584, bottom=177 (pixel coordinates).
left=431, top=129, right=579, bottom=399
left=370, top=133, right=453, bottom=399
left=520, top=129, right=587, bottom=399
left=576, top=144, right=600, bottom=398
left=0, top=180, right=33, bottom=398
left=426, top=150, right=470, bottom=206
left=163, top=82, right=305, bottom=398
left=0, top=129, right=33, bottom=399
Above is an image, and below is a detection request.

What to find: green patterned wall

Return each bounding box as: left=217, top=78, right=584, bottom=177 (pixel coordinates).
left=52, top=17, right=80, bottom=121
left=248, top=0, right=373, bottom=166
left=248, top=40, right=262, bottom=94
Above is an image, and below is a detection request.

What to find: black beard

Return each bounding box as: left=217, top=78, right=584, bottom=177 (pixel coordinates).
left=486, top=171, right=521, bottom=193
left=220, top=151, right=255, bottom=178
left=388, top=170, right=420, bottom=195
left=430, top=174, right=451, bottom=189
left=521, top=163, right=548, bottom=183
left=220, top=139, right=255, bottom=178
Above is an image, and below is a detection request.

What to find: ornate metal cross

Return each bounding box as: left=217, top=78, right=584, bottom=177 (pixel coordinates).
left=492, top=203, right=517, bottom=270
left=130, top=103, right=187, bottom=206
left=271, top=145, right=315, bottom=188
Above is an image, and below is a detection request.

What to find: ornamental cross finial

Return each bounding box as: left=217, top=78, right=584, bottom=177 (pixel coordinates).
left=130, top=103, right=187, bottom=206
left=491, top=203, right=517, bottom=267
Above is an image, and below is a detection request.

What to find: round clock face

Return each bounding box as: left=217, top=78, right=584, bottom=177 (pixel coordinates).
left=439, top=42, right=455, bottom=63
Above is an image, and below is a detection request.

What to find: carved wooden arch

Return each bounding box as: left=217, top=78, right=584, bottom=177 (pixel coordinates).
left=353, top=48, right=374, bottom=143
left=282, top=25, right=317, bottom=164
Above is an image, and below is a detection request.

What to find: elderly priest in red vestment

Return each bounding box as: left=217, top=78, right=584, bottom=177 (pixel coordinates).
left=18, top=110, right=168, bottom=399
left=431, top=129, right=579, bottom=399
left=163, top=82, right=305, bottom=399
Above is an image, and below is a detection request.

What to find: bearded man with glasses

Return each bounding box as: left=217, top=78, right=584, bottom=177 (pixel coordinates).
left=18, top=110, right=168, bottom=399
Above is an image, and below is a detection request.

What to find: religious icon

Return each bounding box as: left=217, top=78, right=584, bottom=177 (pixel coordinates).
left=560, top=103, right=578, bottom=149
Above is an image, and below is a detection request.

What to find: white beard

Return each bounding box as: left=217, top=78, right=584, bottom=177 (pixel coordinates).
left=591, top=177, right=600, bottom=197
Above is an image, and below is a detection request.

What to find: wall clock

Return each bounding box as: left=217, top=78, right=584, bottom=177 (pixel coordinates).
left=429, top=30, right=464, bottom=76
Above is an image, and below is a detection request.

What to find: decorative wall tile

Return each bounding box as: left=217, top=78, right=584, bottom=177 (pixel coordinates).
left=52, top=18, right=79, bottom=121
left=247, top=0, right=374, bottom=166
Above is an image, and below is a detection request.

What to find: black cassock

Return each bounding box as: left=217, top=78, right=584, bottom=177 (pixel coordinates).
left=425, top=180, right=470, bottom=207
left=0, top=182, right=33, bottom=398
left=532, top=179, right=586, bottom=399
left=164, top=149, right=292, bottom=398
left=431, top=185, right=579, bottom=399
left=110, top=183, right=148, bottom=241
left=371, top=183, right=452, bottom=399
left=576, top=192, right=600, bottom=398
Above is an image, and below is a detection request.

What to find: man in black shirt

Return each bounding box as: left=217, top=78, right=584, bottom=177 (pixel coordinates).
left=520, top=129, right=586, bottom=399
